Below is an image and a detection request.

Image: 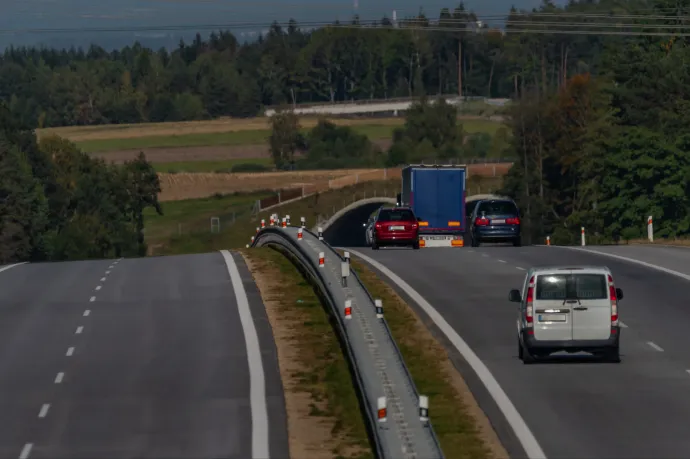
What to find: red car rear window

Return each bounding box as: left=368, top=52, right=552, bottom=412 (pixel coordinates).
left=378, top=209, right=415, bottom=221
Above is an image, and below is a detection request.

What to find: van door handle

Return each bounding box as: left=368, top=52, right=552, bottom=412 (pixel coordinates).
left=573, top=306, right=588, bottom=311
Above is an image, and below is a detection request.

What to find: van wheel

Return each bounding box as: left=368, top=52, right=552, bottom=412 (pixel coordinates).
left=519, top=337, right=535, bottom=364
left=518, top=338, right=524, bottom=360
left=603, top=346, right=621, bottom=363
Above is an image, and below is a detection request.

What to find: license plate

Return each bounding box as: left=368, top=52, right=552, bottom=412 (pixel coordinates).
left=422, top=236, right=452, bottom=240
left=389, top=225, right=404, bottom=230
left=538, top=314, right=566, bottom=322
left=492, top=219, right=506, bottom=224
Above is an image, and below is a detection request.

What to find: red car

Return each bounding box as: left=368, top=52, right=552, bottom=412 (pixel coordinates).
left=371, top=207, right=420, bottom=250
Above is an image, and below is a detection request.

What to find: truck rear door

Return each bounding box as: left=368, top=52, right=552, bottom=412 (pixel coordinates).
left=411, top=168, right=465, bottom=230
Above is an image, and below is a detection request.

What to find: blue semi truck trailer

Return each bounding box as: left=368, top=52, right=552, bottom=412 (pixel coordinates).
left=398, top=164, right=467, bottom=247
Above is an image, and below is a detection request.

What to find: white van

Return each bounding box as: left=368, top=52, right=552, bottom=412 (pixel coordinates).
left=509, top=266, right=624, bottom=363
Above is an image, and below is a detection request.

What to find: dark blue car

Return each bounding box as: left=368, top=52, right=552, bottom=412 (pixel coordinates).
left=467, top=198, right=522, bottom=247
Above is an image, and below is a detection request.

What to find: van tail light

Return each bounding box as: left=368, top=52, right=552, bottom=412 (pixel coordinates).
left=608, top=274, right=618, bottom=326
left=525, top=276, right=535, bottom=326
left=475, top=217, right=489, bottom=227
left=506, top=217, right=521, bottom=225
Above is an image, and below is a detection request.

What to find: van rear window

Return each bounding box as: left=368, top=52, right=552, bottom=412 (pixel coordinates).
left=378, top=209, right=415, bottom=221
left=478, top=201, right=518, bottom=216
left=536, top=274, right=607, bottom=300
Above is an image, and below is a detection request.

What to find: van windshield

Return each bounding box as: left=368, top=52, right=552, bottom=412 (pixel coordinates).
left=536, top=274, right=607, bottom=300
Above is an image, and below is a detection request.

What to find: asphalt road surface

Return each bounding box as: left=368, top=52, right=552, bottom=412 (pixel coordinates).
left=0, top=252, right=287, bottom=459
left=349, top=243, right=690, bottom=459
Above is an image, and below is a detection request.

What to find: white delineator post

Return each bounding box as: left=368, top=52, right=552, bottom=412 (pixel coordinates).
left=286, top=214, right=291, bottom=226
left=256, top=226, right=260, bottom=233
left=375, top=299, right=383, bottom=319
left=297, top=228, right=303, bottom=240
left=318, top=252, right=325, bottom=268
left=344, top=251, right=350, bottom=264
left=419, top=395, right=429, bottom=422
left=581, top=227, right=586, bottom=246
left=281, top=217, right=287, bottom=228
left=341, top=261, right=350, bottom=287
left=300, top=216, right=306, bottom=228
left=344, top=299, right=352, bottom=320
left=377, top=397, right=387, bottom=423
left=261, top=219, right=265, bottom=229
left=546, top=236, right=550, bottom=246
left=648, top=216, right=654, bottom=242
left=318, top=227, right=324, bottom=241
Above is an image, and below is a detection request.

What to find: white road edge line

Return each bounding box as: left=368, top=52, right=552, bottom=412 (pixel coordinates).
left=38, top=404, right=50, bottom=418
left=18, top=443, right=32, bottom=459
left=54, top=372, right=64, bottom=384
left=0, top=262, right=27, bottom=274
left=219, top=250, right=270, bottom=459
left=647, top=341, right=664, bottom=352
left=548, top=246, right=690, bottom=283
left=66, top=347, right=74, bottom=356
left=345, top=248, right=547, bottom=459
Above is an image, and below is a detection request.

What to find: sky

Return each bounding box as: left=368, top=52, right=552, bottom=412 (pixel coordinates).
left=0, top=0, right=551, bottom=50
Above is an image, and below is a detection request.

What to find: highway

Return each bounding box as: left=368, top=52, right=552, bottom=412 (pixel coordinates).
left=0, top=252, right=288, bottom=459
left=346, top=243, right=690, bottom=459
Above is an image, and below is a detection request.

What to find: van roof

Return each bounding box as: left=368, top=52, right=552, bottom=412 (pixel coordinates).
left=529, top=266, right=612, bottom=275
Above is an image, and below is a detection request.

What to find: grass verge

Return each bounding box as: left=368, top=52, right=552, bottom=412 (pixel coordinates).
left=346, top=256, right=509, bottom=459
left=55, top=118, right=504, bottom=152
left=242, top=247, right=373, bottom=459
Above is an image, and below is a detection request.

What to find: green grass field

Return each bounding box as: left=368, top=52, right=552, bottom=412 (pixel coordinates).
left=153, top=157, right=273, bottom=173
left=77, top=119, right=505, bottom=153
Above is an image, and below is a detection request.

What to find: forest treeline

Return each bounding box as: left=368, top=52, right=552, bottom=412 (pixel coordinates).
left=0, top=0, right=654, bottom=128
left=0, top=103, right=162, bottom=264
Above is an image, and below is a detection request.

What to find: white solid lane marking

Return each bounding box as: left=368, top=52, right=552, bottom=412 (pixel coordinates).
left=0, top=262, right=27, bottom=274
left=75, top=326, right=83, bottom=334
left=95, top=285, right=101, bottom=291
left=220, top=250, right=270, bottom=459
left=100, top=277, right=106, bottom=282
left=516, top=267, right=525, bottom=271
left=498, top=259, right=507, bottom=263
left=346, top=248, right=547, bottom=459
left=647, top=341, right=664, bottom=352
left=83, top=310, right=90, bottom=317
left=38, top=404, right=50, bottom=418
left=89, top=296, right=95, bottom=302
left=54, top=372, right=64, bottom=384
left=553, top=246, right=690, bottom=283
left=686, top=370, right=690, bottom=376
left=18, top=443, right=32, bottom=459
left=66, top=347, right=74, bottom=356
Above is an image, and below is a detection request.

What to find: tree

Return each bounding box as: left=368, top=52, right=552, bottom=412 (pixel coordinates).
left=268, top=110, right=305, bottom=169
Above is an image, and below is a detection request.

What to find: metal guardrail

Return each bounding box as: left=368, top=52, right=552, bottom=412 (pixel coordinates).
left=251, top=225, right=444, bottom=459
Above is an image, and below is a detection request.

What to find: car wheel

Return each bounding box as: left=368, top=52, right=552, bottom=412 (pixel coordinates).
left=603, top=346, right=621, bottom=363
left=412, top=241, right=420, bottom=250
left=471, top=236, right=480, bottom=247
left=371, top=240, right=379, bottom=250
left=513, top=237, right=522, bottom=247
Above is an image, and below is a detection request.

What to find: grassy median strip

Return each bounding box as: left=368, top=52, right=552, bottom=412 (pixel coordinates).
left=348, top=257, right=509, bottom=459
left=242, top=247, right=373, bottom=459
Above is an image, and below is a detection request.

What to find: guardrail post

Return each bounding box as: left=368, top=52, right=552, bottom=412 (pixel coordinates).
left=341, top=261, right=350, bottom=287
left=375, top=299, right=383, bottom=319
left=581, top=227, right=586, bottom=246
left=344, top=299, right=352, bottom=320
left=377, top=397, right=387, bottom=423
left=648, top=216, right=653, bottom=242
left=344, top=251, right=350, bottom=264
left=419, top=395, right=429, bottom=422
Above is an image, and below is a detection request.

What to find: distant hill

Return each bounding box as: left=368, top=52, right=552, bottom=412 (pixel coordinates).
left=1, top=0, right=551, bottom=50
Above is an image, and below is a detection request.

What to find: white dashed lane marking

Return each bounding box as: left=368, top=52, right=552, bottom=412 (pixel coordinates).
left=89, top=296, right=95, bottom=302
left=83, top=310, right=90, bottom=317
left=66, top=347, right=74, bottom=357
left=38, top=404, right=50, bottom=418
left=100, top=277, right=106, bottom=281
left=516, top=267, right=525, bottom=271
left=19, top=443, right=32, bottom=459
left=75, top=326, right=83, bottom=334
left=498, top=259, right=506, bottom=263
left=54, top=372, right=64, bottom=384
left=647, top=341, right=664, bottom=352
left=95, top=285, right=101, bottom=291
left=106, top=270, right=110, bottom=275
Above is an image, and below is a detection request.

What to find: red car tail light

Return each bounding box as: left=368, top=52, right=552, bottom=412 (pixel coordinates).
left=506, top=217, right=520, bottom=225
left=475, top=217, right=489, bottom=226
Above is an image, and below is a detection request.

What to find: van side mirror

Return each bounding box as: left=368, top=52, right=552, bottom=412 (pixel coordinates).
left=616, top=288, right=624, bottom=300
left=509, top=289, right=521, bottom=303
